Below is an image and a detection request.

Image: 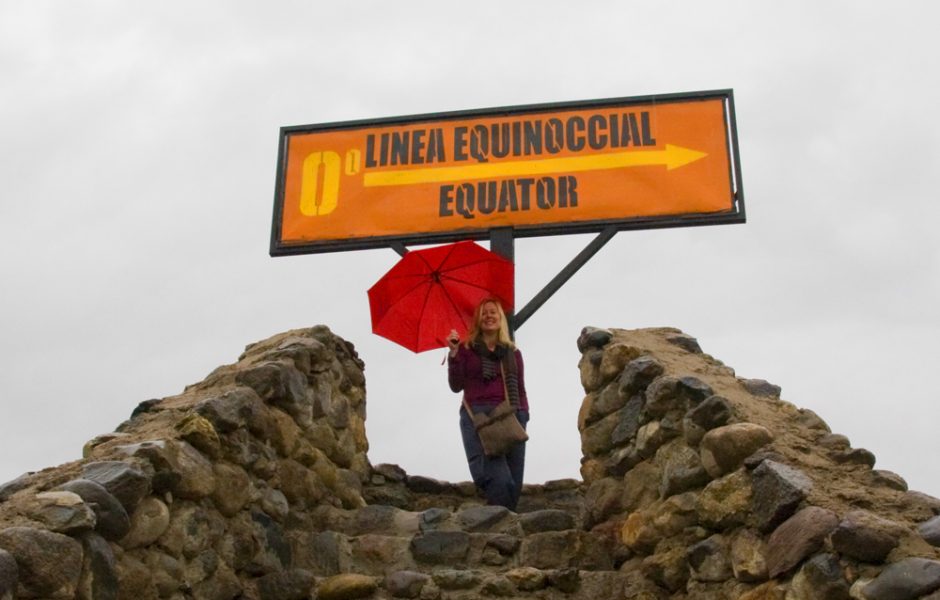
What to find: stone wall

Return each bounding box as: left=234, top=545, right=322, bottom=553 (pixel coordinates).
left=576, top=326, right=940, bottom=598
left=0, top=325, right=939, bottom=600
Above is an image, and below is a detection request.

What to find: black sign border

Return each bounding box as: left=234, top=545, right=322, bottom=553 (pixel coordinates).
left=270, top=89, right=744, bottom=256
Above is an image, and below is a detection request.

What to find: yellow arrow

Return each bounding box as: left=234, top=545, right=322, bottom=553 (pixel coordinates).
left=362, top=144, right=707, bottom=187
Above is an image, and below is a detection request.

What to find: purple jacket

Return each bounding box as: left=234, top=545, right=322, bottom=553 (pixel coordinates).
left=448, top=345, right=529, bottom=411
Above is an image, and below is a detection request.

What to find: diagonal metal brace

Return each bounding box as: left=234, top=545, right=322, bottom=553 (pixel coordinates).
left=389, top=242, right=409, bottom=256
left=512, top=225, right=618, bottom=330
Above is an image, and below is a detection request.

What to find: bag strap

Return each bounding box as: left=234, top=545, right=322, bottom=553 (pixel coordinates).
left=500, top=362, right=519, bottom=409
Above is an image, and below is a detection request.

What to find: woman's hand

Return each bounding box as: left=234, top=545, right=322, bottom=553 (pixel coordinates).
left=447, top=329, right=460, bottom=357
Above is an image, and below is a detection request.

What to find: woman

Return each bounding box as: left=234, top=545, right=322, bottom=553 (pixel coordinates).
left=447, top=298, right=529, bottom=510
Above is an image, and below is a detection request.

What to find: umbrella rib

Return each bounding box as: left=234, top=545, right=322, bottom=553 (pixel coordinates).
left=413, top=278, right=439, bottom=350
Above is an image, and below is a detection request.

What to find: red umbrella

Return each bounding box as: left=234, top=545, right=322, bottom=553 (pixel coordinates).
left=368, top=241, right=514, bottom=353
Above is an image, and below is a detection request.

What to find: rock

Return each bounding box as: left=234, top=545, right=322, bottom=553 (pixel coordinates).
left=831, top=448, right=876, bottom=468
left=581, top=408, right=624, bottom=456
left=583, top=477, right=623, bottom=528
left=730, top=528, right=768, bottom=583
left=621, top=462, right=662, bottom=513
left=751, top=460, right=813, bottom=532
left=666, top=333, right=702, bottom=353
left=697, top=469, right=752, bottom=529
left=350, top=534, right=412, bottom=574
left=373, top=463, right=407, bottom=483
left=862, top=558, right=940, bottom=600
left=505, top=567, right=547, bottom=591
left=410, top=531, right=469, bottom=565
left=577, top=327, right=613, bottom=352
left=830, top=511, right=901, bottom=563
left=431, top=569, right=479, bottom=590
left=741, top=378, right=781, bottom=398
left=234, top=361, right=307, bottom=419
left=920, top=515, right=940, bottom=547
left=794, top=408, right=830, bottom=433
left=56, top=479, right=130, bottom=541
left=818, top=434, right=850, bottom=450
left=636, top=421, right=676, bottom=458
left=120, top=496, right=170, bottom=549
left=175, top=413, right=222, bottom=458
left=765, top=506, right=839, bottom=578
left=480, top=574, right=514, bottom=596
left=114, top=553, right=154, bottom=600
left=0, top=526, right=83, bottom=599
left=256, top=568, right=315, bottom=600
left=81, top=461, right=151, bottom=513
left=579, top=349, right=605, bottom=392
left=195, top=387, right=261, bottom=433
left=385, top=570, right=431, bottom=598
left=605, top=445, right=642, bottom=477
left=519, top=510, right=575, bottom=534
left=249, top=510, right=291, bottom=571
left=193, top=565, right=242, bottom=600
left=28, top=491, right=97, bottom=533
left=521, top=530, right=580, bottom=569
left=609, top=396, right=644, bottom=447
left=642, top=547, right=689, bottom=592
left=405, top=475, right=449, bottom=494
left=599, top=342, right=643, bottom=382
left=317, top=573, right=378, bottom=600
left=547, top=567, right=580, bottom=593
left=619, top=356, right=665, bottom=396
left=621, top=511, right=658, bottom=554
left=210, top=463, right=251, bottom=517
left=0, top=549, right=17, bottom=600
left=660, top=442, right=710, bottom=498
left=700, top=423, right=774, bottom=478
left=645, top=376, right=683, bottom=417
left=870, top=470, right=908, bottom=492
left=688, top=534, right=733, bottom=582
left=683, top=395, right=733, bottom=446
left=0, top=474, right=33, bottom=503
left=787, top=553, right=849, bottom=600
left=76, top=532, right=118, bottom=600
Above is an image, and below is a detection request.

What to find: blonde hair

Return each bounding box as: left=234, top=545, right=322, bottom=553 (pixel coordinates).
left=465, top=298, right=515, bottom=349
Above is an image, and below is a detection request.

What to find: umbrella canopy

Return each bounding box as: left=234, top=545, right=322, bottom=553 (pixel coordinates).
left=367, top=241, right=514, bottom=353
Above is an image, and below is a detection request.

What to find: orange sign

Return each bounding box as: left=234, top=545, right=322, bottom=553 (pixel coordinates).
left=271, top=90, right=743, bottom=255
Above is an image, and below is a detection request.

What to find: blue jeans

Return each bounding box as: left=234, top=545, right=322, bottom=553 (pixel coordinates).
left=460, top=406, right=529, bottom=511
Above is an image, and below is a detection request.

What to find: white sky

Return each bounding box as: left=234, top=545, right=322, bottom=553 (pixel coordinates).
left=1, top=1, right=938, bottom=498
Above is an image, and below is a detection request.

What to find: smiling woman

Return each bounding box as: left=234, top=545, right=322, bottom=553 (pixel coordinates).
left=446, top=298, right=530, bottom=510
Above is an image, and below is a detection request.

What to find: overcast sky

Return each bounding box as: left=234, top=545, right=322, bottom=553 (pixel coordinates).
left=1, top=1, right=938, bottom=499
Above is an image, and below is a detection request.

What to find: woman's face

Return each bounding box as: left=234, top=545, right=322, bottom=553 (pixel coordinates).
left=479, top=302, right=501, bottom=334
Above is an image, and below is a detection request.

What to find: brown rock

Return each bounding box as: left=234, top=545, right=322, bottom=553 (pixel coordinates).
left=788, top=553, right=850, bottom=600
left=641, top=547, right=689, bottom=592
left=56, top=479, right=130, bottom=541
left=0, top=526, right=83, bottom=599
left=317, top=573, right=377, bottom=600
left=765, top=506, right=839, bottom=578
left=210, top=463, right=251, bottom=517
left=28, top=491, right=97, bottom=534
left=120, top=496, right=171, bottom=549
left=731, top=528, right=768, bottom=583
left=175, top=413, right=222, bottom=458
left=688, top=534, right=733, bottom=582
left=830, top=510, right=901, bottom=563
left=697, top=469, right=752, bottom=529
left=700, top=423, right=774, bottom=478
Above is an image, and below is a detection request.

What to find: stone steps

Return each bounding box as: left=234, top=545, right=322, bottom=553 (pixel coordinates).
left=298, top=471, right=640, bottom=599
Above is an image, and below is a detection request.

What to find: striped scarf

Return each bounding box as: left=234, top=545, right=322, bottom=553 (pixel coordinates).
left=472, top=341, right=521, bottom=408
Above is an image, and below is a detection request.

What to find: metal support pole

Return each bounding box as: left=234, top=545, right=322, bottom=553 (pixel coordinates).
left=389, top=242, right=409, bottom=256
left=489, top=227, right=515, bottom=338
left=513, top=225, right=617, bottom=330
